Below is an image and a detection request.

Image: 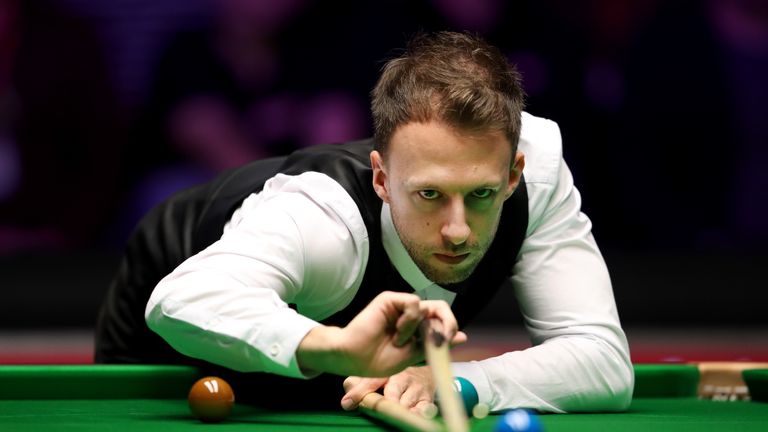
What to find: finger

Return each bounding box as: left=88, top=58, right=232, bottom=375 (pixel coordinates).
left=398, top=384, right=428, bottom=411
left=382, top=377, right=406, bottom=402
left=394, top=298, right=424, bottom=347
left=341, top=376, right=388, bottom=411
left=420, top=300, right=460, bottom=342
left=383, top=373, right=432, bottom=412
left=450, top=330, right=468, bottom=346
left=375, top=290, right=421, bottom=310
left=415, top=400, right=439, bottom=418
left=343, top=376, right=362, bottom=392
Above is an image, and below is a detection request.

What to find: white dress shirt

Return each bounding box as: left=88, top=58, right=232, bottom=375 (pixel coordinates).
left=146, top=112, right=634, bottom=412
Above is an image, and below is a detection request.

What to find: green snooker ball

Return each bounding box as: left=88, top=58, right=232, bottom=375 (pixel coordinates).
left=453, top=376, right=479, bottom=414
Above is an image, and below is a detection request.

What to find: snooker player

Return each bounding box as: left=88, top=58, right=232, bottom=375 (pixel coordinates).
left=95, top=31, right=633, bottom=413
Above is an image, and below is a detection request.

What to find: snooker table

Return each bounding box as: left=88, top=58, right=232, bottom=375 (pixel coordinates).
left=1, top=364, right=767, bottom=431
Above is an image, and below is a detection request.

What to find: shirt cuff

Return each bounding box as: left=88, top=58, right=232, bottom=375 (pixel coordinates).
left=451, top=361, right=494, bottom=407
left=255, top=309, right=322, bottom=379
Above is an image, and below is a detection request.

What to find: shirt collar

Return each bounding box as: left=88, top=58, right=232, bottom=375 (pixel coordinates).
left=380, top=203, right=457, bottom=304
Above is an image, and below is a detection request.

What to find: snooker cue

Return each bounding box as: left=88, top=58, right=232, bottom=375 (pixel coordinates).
left=344, top=382, right=441, bottom=432
left=421, top=320, right=470, bottom=432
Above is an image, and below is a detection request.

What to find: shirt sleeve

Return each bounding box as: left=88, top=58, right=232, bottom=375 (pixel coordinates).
left=145, top=172, right=369, bottom=378
left=451, top=116, right=634, bottom=413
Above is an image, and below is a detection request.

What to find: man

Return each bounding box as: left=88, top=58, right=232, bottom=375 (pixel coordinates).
left=96, top=31, right=633, bottom=413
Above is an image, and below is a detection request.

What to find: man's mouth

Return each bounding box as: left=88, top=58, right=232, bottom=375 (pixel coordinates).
left=434, top=252, right=470, bottom=264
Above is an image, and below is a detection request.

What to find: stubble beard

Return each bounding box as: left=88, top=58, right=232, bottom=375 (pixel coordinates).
left=391, top=214, right=500, bottom=285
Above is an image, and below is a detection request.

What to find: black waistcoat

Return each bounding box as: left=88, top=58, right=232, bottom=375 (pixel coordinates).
left=96, top=138, right=528, bottom=409
left=193, top=138, right=529, bottom=329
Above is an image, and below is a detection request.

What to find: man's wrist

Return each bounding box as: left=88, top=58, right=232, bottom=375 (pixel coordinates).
left=296, top=325, right=346, bottom=376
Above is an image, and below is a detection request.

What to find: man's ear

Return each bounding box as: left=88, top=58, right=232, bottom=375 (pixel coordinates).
left=505, top=151, right=526, bottom=199
left=370, top=150, right=390, bottom=203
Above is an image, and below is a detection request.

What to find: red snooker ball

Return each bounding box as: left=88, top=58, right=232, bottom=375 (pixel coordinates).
left=188, top=376, right=235, bottom=423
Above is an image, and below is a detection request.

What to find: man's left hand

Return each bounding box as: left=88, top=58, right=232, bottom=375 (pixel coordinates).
left=341, top=366, right=436, bottom=413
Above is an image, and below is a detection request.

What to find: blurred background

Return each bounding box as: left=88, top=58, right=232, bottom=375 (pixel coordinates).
left=1, top=0, right=766, bottom=363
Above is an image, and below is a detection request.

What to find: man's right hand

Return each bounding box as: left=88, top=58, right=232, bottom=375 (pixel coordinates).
left=296, top=291, right=466, bottom=377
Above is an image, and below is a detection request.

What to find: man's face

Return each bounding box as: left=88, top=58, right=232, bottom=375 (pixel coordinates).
left=371, top=121, right=525, bottom=285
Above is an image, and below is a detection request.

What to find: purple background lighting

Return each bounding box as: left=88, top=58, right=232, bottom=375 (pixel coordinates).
left=1, top=0, right=766, bottom=328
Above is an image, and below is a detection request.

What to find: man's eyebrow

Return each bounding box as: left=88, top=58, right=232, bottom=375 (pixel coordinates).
left=405, top=179, right=438, bottom=189
left=405, top=179, right=504, bottom=190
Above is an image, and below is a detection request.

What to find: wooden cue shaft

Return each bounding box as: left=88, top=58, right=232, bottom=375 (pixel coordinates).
left=422, top=320, right=470, bottom=432
left=357, top=391, right=441, bottom=432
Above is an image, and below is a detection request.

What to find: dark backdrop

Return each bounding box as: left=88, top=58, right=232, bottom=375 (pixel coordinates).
left=1, top=0, right=766, bottom=329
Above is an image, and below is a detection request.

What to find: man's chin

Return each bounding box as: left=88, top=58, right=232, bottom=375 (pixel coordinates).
left=432, top=275, right=471, bottom=285
left=423, top=264, right=476, bottom=285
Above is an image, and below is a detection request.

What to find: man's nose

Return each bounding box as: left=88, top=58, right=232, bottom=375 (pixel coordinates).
left=440, top=200, right=470, bottom=245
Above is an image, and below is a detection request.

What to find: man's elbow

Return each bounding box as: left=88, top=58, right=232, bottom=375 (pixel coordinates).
left=594, top=355, right=635, bottom=412
left=603, top=362, right=634, bottom=411
left=570, top=346, right=634, bottom=413
left=566, top=366, right=633, bottom=413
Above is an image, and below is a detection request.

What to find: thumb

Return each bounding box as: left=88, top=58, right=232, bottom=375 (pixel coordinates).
left=341, top=376, right=388, bottom=411
left=450, top=330, right=468, bottom=346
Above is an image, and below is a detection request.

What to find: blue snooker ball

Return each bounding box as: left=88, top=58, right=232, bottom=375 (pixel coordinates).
left=453, top=377, right=479, bottom=414
left=494, top=409, right=543, bottom=432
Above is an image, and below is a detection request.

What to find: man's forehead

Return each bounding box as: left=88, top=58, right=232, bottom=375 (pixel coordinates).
left=402, top=165, right=507, bottom=188
left=385, top=122, right=512, bottom=169
left=389, top=120, right=510, bottom=148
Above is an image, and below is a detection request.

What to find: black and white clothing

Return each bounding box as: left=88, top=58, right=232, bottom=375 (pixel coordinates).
left=96, top=112, right=633, bottom=412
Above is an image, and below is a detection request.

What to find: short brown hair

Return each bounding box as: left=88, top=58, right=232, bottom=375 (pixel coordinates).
left=371, top=31, right=525, bottom=157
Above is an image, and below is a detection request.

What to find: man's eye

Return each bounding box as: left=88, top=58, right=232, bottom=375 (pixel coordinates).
left=471, top=189, right=494, bottom=199
left=418, top=190, right=441, bottom=200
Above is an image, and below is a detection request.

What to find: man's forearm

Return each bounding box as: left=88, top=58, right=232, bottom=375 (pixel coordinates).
left=296, top=325, right=349, bottom=376
left=451, top=332, right=634, bottom=413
